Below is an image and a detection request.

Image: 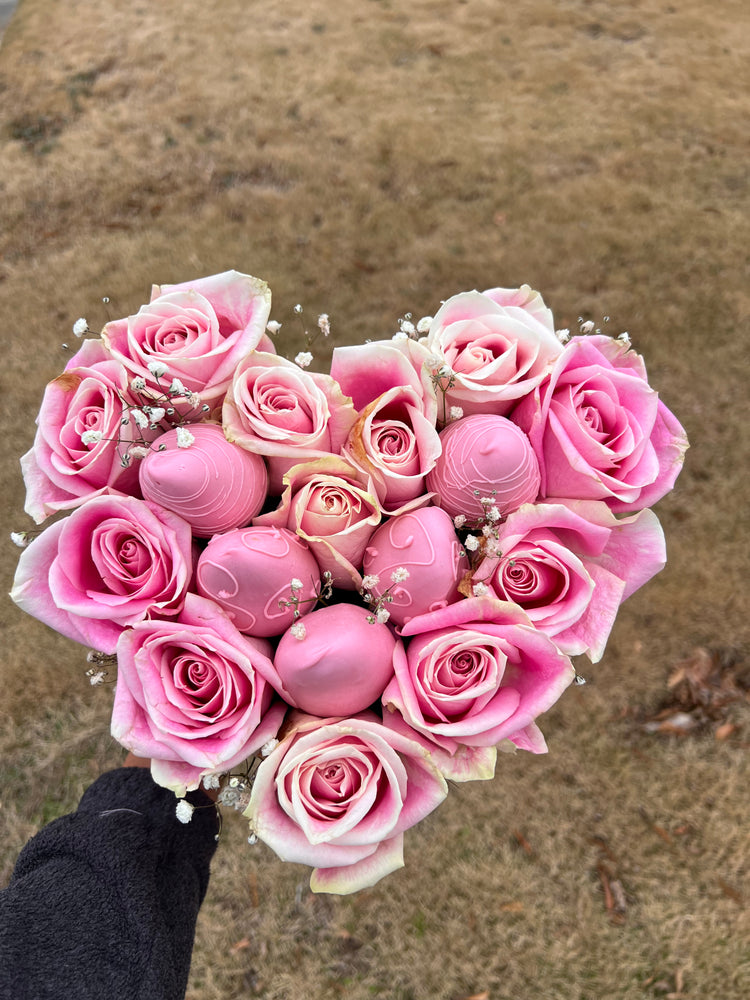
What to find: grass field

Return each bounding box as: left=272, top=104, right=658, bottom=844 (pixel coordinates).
left=1, top=1, right=748, bottom=997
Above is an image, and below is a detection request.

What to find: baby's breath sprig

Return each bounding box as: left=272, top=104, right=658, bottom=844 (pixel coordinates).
left=84, top=650, right=117, bottom=686
left=217, top=773, right=255, bottom=812
left=577, top=313, right=629, bottom=344
left=277, top=571, right=335, bottom=624
left=429, top=359, right=458, bottom=428
left=452, top=491, right=505, bottom=571
left=360, top=567, right=410, bottom=625
left=62, top=317, right=101, bottom=350
left=177, top=738, right=281, bottom=831
left=102, top=365, right=210, bottom=469
left=64, top=293, right=119, bottom=348
left=131, top=365, right=209, bottom=422
left=210, top=736, right=281, bottom=837
left=392, top=312, right=432, bottom=343
left=287, top=304, right=333, bottom=369
left=10, top=529, right=44, bottom=548
left=73, top=318, right=93, bottom=338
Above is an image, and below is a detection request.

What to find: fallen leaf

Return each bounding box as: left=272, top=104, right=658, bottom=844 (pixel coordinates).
left=715, top=721, right=736, bottom=741
left=652, top=824, right=674, bottom=846
left=230, top=938, right=251, bottom=954
left=511, top=829, right=534, bottom=856
left=643, top=646, right=749, bottom=738
left=588, top=835, right=619, bottom=863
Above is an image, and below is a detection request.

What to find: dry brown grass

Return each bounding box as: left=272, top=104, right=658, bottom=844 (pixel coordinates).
left=1, top=0, right=749, bottom=997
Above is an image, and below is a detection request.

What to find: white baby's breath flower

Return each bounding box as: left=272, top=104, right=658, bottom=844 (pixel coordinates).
left=290, top=621, right=306, bottom=640
left=486, top=506, right=501, bottom=522
left=290, top=578, right=303, bottom=592
left=579, top=320, right=595, bottom=334
left=175, top=800, right=195, bottom=824
left=484, top=538, right=501, bottom=557
left=416, top=316, right=433, bottom=334
left=392, top=330, right=409, bottom=342
left=202, top=774, right=221, bottom=791
left=617, top=331, right=631, bottom=346
left=73, top=318, right=88, bottom=337
left=362, top=574, right=380, bottom=590
left=261, top=738, right=279, bottom=757
left=128, top=446, right=150, bottom=460
left=147, top=360, right=169, bottom=378
left=176, top=427, right=195, bottom=449
left=472, top=582, right=489, bottom=597
left=218, top=786, right=240, bottom=808
left=88, top=670, right=106, bottom=686
left=10, top=532, right=28, bottom=548
left=187, top=393, right=202, bottom=408
left=266, top=320, right=282, bottom=334
left=449, top=406, right=464, bottom=421
left=317, top=313, right=330, bottom=336
left=400, top=320, right=416, bottom=336
left=130, top=376, right=147, bottom=392
left=453, top=514, right=467, bottom=529
left=375, top=607, right=390, bottom=624
left=464, top=534, right=480, bottom=552
left=437, top=365, right=453, bottom=379
left=147, top=406, right=166, bottom=423
left=169, top=378, right=188, bottom=396
left=81, top=430, right=103, bottom=446
left=131, top=409, right=149, bottom=429
left=391, top=567, right=410, bottom=584
left=556, top=328, right=571, bottom=343
left=295, top=351, right=313, bottom=369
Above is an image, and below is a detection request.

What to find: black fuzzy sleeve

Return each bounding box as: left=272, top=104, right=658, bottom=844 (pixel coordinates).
left=0, top=767, right=219, bottom=1000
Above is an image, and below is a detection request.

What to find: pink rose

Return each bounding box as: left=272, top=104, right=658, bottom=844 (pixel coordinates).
left=111, top=594, right=286, bottom=795
left=10, top=494, right=193, bottom=654
left=331, top=337, right=437, bottom=417
left=423, top=288, right=562, bottom=417
left=20, top=339, right=155, bottom=523
left=254, top=457, right=381, bottom=588
left=222, top=351, right=357, bottom=493
left=244, top=711, right=448, bottom=894
left=382, top=598, right=574, bottom=781
left=474, top=500, right=666, bottom=661
left=483, top=283, right=556, bottom=327
left=102, top=270, right=271, bottom=410
left=512, top=335, right=689, bottom=511
left=343, top=385, right=442, bottom=515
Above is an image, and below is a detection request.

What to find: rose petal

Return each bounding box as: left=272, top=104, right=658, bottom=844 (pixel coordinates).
left=309, top=833, right=405, bottom=895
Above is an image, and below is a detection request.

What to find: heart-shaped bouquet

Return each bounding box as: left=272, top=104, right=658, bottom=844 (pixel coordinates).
left=11, top=269, right=688, bottom=893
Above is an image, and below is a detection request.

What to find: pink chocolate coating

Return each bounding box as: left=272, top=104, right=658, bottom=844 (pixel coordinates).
left=196, top=526, right=320, bottom=637
left=139, top=424, right=268, bottom=538
left=274, top=604, right=396, bottom=716
left=426, top=415, right=540, bottom=524
left=362, top=507, right=469, bottom=627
